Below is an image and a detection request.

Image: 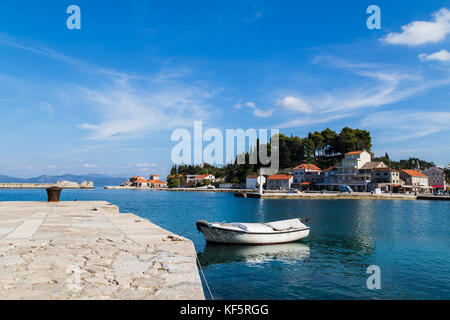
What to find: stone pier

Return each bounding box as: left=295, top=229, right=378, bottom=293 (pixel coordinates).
left=0, top=201, right=205, bottom=300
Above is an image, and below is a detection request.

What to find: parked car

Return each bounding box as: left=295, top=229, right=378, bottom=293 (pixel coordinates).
left=339, top=185, right=353, bottom=193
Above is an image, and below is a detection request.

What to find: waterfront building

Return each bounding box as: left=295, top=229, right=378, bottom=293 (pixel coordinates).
left=185, top=175, right=198, bottom=184
left=370, top=167, right=401, bottom=192
left=317, top=165, right=339, bottom=190
left=399, top=169, right=430, bottom=193
left=336, top=151, right=372, bottom=191
left=246, top=175, right=266, bottom=190
left=193, top=174, right=215, bottom=185
left=131, top=178, right=167, bottom=188
left=423, top=166, right=447, bottom=191
left=267, top=175, right=293, bottom=190
left=358, top=162, right=387, bottom=190
left=292, top=164, right=322, bottom=190
left=124, top=175, right=167, bottom=188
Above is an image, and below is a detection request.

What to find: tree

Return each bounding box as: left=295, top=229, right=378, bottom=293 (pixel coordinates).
left=321, top=128, right=338, bottom=156
left=309, top=131, right=325, bottom=158
left=337, top=127, right=358, bottom=154
left=355, top=129, right=372, bottom=151
left=167, top=177, right=180, bottom=188
left=444, top=167, right=450, bottom=184
left=303, top=138, right=315, bottom=163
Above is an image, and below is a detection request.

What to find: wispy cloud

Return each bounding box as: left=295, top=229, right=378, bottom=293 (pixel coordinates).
left=419, top=49, right=450, bottom=62
left=381, top=7, right=450, bottom=46
left=0, top=32, right=217, bottom=141
left=361, top=110, right=450, bottom=141
left=136, top=163, right=157, bottom=168
left=235, top=102, right=274, bottom=118
left=277, top=96, right=313, bottom=113
left=0, top=32, right=89, bottom=69
left=82, top=163, right=99, bottom=169
left=274, top=56, right=449, bottom=129
left=76, top=73, right=215, bottom=140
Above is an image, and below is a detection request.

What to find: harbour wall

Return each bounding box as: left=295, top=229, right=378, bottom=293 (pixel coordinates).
left=0, top=183, right=94, bottom=189
left=0, top=201, right=204, bottom=300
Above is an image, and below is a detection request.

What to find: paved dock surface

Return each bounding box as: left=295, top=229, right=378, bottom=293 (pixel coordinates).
left=0, top=201, right=204, bottom=300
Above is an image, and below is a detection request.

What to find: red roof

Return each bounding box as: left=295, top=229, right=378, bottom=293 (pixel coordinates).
left=268, top=175, right=293, bottom=180
left=195, top=174, right=211, bottom=179
left=401, top=169, right=427, bottom=178
left=300, top=182, right=311, bottom=185
left=247, top=175, right=260, bottom=179
left=135, top=179, right=166, bottom=184
left=293, top=164, right=321, bottom=171
left=346, top=151, right=364, bottom=155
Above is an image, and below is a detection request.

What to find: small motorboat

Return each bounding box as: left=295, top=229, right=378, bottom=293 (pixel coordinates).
left=196, top=218, right=310, bottom=245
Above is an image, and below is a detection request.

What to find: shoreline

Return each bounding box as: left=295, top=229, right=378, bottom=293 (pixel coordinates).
left=101, top=186, right=450, bottom=201
left=0, top=183, right=95, bottom=190
left=235, top=192, right=418, bottom=200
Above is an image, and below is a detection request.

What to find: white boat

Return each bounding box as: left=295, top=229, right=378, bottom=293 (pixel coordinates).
left=196, top=218, right=310, bottom=245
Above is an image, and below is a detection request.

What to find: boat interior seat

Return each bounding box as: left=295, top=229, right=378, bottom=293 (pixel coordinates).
left=265, top=219, right=306, bottom=231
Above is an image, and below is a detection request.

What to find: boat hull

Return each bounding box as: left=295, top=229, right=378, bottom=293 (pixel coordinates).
left=197, top=224, right=310, bottom=245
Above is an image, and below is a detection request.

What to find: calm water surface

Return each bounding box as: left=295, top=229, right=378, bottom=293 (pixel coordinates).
left=1, top=189, right=449, bottom=300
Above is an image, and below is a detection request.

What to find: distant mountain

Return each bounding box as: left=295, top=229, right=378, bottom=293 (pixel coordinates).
left=0, top=174, right=127, bottom=187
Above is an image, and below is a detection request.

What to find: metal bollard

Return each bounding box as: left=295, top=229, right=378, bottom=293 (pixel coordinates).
left=46, top=186, right=62, bottom=202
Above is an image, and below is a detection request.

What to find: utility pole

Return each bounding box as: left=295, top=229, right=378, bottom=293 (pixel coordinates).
left=389, top=158, right=392, bottom=194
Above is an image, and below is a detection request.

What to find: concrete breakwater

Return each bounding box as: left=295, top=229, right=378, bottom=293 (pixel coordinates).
left=104, top=186, right=422, bottom=200
left=235, top=192, right=418, bottom=200
left=0, top=201, right=204, bottom=300
left=104, top=186, right=250, bottom=193
left=0, top=182, right=94, bottom=189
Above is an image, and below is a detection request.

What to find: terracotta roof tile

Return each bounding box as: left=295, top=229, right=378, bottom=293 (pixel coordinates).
left=268, top=174, right=293, bottom=180
left=401, top=169, right=428, bottom=178
left=293, top=164, right=321, bottom=171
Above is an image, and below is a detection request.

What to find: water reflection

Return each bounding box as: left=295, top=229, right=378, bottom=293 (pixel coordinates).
left=198, top=242, right=310, bottom=268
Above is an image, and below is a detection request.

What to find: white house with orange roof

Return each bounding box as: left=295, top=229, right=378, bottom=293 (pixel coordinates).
left=400, top=169, right=430, bottom=193
left=193, top=174, right=215, bottom=185
left=292, top=164, right=323, bottom=189
left=129, top=175, right=167, bottom=189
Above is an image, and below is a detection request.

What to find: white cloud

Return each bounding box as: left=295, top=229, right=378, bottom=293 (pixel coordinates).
left=419, top=49, right=450, bottom=62
left=77, top=73, right=214, bottom=140
left=136, top=163, right=157, bottom=168
left=362, top=111, right=450, bottom=141
left=82, top=163, right=99, bottom=169
left=381, top=8, right=450, bottom=46
left=274, top=57, right=450, bottom=130
left=235, top=102, right=274, bottom=118
left=277, top=96, right=313, bottom=113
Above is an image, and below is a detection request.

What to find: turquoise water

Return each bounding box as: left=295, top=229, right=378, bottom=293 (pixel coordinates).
left=1, top=188, right=449, bottom=300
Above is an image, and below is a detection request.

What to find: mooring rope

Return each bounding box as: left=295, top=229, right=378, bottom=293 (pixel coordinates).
left=196, top=254, right=215, bottom=300
left=175, top=225, right=214, bottom=300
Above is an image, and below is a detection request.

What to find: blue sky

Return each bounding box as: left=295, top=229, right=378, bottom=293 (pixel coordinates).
left=0, top=0, right=449, bottom=178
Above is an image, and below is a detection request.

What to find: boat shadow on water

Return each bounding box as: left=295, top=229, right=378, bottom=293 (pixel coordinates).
left=197, top=242, right=311, bottom=268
